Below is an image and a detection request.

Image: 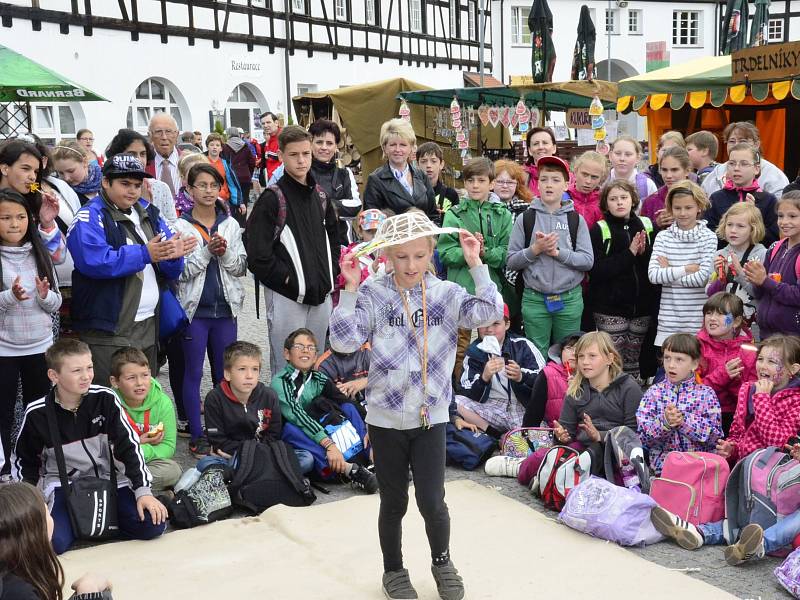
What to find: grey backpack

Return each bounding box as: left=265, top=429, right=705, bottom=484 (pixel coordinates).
left=603, top=425, right=650, bottom=493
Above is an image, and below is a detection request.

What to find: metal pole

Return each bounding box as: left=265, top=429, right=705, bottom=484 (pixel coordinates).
left=284, top=1, right=293, bottom=123
left=479, top=0, right=485, bottom=86
left=607, top=0, right=611, bottom=80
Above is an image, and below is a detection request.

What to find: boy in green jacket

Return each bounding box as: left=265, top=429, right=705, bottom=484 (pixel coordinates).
left=271, top=328, right=378, bottom=493
left=438, top=157, right=513, bottom=380
left=110, top=347, right=182, bottom=496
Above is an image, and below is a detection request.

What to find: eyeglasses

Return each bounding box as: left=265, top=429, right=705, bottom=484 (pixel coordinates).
left=192, top=183, right=221, bottom=191
left=291, top=344, right=317, bottom=352
left=726, top=138, right=752, bottom=145
left=494, top=179, right=518, bottom=187
left=150, top=129, right=177, bottom=137
left=78, top=137, right=94, bottom=142
left=726, top=160, right=755, bottom=168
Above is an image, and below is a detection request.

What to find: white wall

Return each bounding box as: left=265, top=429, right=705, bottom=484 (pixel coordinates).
left=0, top=17, right=466, bottom=150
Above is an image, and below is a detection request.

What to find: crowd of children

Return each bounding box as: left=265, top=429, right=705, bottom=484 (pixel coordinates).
left=5, top=118, right=800, bottom=600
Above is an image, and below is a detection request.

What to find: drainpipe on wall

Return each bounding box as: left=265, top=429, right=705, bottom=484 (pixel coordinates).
left=499, top=0, right=505, bottom=83
left=284, top=1, right=293, bottom=123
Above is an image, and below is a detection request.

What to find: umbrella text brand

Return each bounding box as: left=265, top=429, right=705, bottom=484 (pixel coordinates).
left=15, top=88, right=86, bottom=98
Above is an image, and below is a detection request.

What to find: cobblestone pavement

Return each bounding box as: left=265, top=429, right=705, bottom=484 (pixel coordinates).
left=160, top=277, right=790, bottom=600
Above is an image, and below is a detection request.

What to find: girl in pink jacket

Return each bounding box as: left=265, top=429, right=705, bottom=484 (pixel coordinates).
left=697, top=292, right=757, bottom=434
left=717, top=335, right=800, bottom=463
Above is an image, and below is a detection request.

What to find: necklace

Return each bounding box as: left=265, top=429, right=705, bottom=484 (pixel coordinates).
left=399, top=278, right=431, bottom=428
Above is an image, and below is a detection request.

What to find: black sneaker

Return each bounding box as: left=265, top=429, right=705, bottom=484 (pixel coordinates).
left=350, top=463, right=379, bottom=494
left=177, top=420, right=190, bottom=438
left=382, top=569, right=418, bottom=599
left=431, top=561, right=464, bottom=600
left=189, top=437, right=211, bottom=459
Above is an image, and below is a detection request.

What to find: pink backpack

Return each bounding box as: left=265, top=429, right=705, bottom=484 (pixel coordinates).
left=649, top=451, right=730, bottom=526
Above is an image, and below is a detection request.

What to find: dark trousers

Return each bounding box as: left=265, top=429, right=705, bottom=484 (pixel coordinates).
left=368, top=423, right=450, bottom=572
left=0, top=354, right=49, bottom=472
left=50, top=485, right=166, bottom=554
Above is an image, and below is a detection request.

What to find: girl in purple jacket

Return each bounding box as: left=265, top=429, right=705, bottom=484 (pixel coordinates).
left=746, top=191, right=800, bottom=337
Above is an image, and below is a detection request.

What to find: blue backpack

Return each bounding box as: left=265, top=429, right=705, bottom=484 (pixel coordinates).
left=445, top=423, right=497, bottom=470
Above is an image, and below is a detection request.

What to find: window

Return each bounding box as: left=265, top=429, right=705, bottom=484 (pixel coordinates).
left=672, top=10, right=702, bottom=46
left=366, top=0, right=376, bottom=25
left=511, top=6, right=531, bottom=45
left=228, top=84, right=258, bottom=104
left=768, top=18, right=784, bottom=42
left=335, top=0, right=347, bottom=20
left=31, top=104, right=78, bottom=142
left=467, top=0, right=476, bottom=39
left=409, top=0, right=423, bottom=33
left=605, top=8, right=619, bottom=34
left=126, top=78, right=185, bottom=133
left=628, top=9, right=642, bottom=35
left=297, top=83, right=318, bottom=95
left=450, top=0, right=459, bottom=38
left=292, top=0, right=306, bottom=13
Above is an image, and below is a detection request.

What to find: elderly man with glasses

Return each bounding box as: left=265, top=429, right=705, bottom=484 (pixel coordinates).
left=145, top=114, right=181, bottom=197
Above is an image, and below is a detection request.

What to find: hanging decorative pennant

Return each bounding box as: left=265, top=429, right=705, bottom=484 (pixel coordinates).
left=450, top=96, right=461, bottom=117
left=487, top=106, right=501, bottom=128
left=452, top=118, right=462, bottom=129
left=529, top=106, right=541, bottom=127
left=588, top=95, right=604, bottom=116
left=500, top=106, right=512, bottom=128
left=478, top=104, right=490, bottom=127
left=511, top=112, right=520, bottom=128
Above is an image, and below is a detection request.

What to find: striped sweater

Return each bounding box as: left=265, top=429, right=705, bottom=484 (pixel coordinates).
left=648, top=221, right=717, bottom=345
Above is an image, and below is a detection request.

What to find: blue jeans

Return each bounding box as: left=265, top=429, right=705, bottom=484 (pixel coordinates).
left=699, top=512, right=800, bottom=552
left=196, top=447, right=314, bottom=475
left=50, top=486, right=166, bottom=555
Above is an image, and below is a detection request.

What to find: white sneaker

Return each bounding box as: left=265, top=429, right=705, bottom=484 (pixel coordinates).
left=484, top=455, right=523, bottom=478
left=650, top=507, right=704, bottom=550
left=725, top=524, right=766, bottom=566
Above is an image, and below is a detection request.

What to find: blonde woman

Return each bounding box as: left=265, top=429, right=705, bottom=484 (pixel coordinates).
left=552, top=331, right=642, bottom=475
left=363, top=118, right=437, bottom=216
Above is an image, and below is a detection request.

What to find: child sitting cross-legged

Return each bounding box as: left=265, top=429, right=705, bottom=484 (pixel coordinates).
left=202, top=341, right=314, bottom=474
left=456, top=303, right=545, bottom=438
left=11, top=338, right=167, bottom=555
left=271, top=328, right=378, bottom=493
left=636, top=333, right=723, bottom=476
left=316, top=342, right=371, bottom=410
left=110, top=347, right=182, bottom=498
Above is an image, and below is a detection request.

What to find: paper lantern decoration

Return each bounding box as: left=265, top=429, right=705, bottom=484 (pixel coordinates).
left=588, top=95, right=604, bottom=116
left=398, top=99, right=411, bottom=121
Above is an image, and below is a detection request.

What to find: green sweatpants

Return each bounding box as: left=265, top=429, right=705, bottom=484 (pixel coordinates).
left=521, top=286, right=584, bottom=358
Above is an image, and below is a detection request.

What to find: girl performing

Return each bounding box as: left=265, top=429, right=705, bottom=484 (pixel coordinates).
left=330, top=212, right=503, bottom=600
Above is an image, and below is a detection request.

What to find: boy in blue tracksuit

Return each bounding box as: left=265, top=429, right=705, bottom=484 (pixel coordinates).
left=66, top=155, right=192, bottom=385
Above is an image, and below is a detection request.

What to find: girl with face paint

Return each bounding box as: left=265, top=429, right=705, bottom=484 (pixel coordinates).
left=696, top=292, right=757, bottom=434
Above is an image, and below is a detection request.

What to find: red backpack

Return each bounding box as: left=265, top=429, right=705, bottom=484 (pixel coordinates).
left=534, top=446, right=592, bottom=511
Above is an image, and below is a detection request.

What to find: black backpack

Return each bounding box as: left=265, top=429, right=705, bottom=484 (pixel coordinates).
left=168, top=465, right=234, bottom=529
left=512, top=209, right=580, bottom=297
left=229, top=439, right=317, bottom=514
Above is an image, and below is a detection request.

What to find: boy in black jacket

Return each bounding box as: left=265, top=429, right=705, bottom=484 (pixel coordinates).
left=203, top=341, right=314, bottom=474
left=246, top=126, right=341, bottom=375
left=11, top=339, right=167, bottom=554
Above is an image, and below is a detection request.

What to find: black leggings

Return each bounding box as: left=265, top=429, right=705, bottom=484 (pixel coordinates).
left=368, top=423, right=450, bottom=572
left=0, top=354, right=49, bottom=472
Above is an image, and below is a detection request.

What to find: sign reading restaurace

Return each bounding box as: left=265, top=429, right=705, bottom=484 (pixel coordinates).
left=230, top=59, right=262, bottom=72
left=732, top=41, right=800, bottom=84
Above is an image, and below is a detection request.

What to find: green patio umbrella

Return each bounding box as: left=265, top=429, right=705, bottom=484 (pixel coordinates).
left=0, top=44, right=108, bottom=102
left=720, top=0, right=749, bottom=55
left=749, top=0, right=771, bottom=47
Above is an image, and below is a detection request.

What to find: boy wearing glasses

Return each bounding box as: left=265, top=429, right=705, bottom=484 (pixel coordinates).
left=438, top=157, right=514, bottom=381
left=272, top=328, right=378, bottom=492
left=172, top=163, right=248, bottom=457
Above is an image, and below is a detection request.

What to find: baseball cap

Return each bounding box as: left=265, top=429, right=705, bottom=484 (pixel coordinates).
left=359, top=209, right=387, bottom=231
left=102, top=155, right=152, bottom=180
left=536, top=155, right=570, bottom=179
left=503, top=303, right=510, bottom=319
